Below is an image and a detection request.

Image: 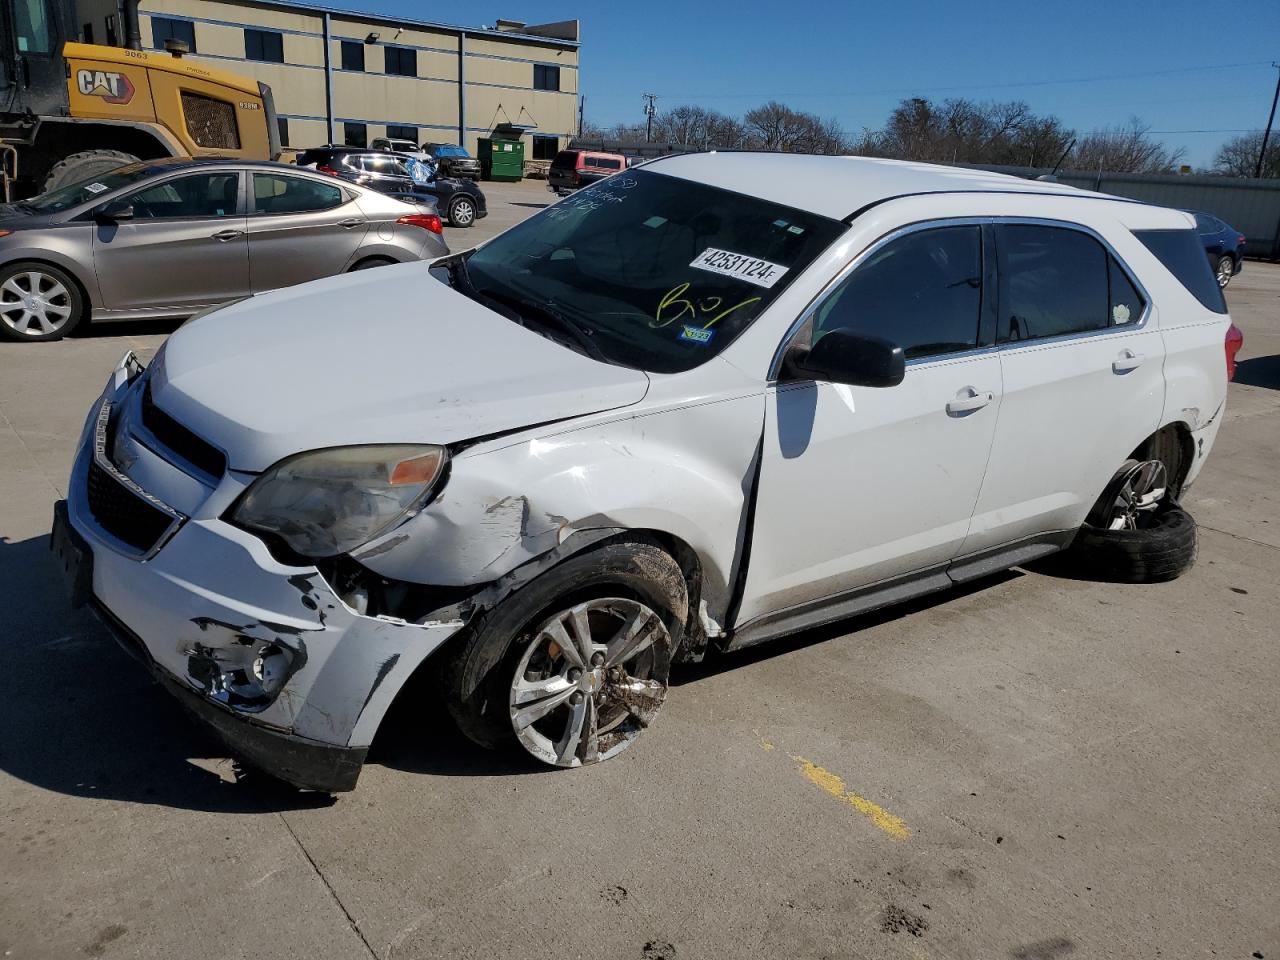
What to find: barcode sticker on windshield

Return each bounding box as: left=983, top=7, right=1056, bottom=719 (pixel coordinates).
left=689, top=248, right=789, bottom=289
left=84, top=182, right=108, bottom=194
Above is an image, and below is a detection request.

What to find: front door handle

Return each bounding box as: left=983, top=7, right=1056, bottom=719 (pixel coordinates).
left=946, top=387, right=994, bottom=416
left=210, top=229, right=243, bottom=242
left=337, top=218, right=365, bottom=229
left=1112, top=350, right=1144, bottom=374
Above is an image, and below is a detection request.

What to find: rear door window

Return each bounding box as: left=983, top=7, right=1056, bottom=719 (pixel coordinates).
left=814, top=225, right=983, bottom=360
left=996, top=224, right=1109, bottom=341
left=251, top=174, right=344, bottom=214
left=1134, top=229, right=1227, bottom=314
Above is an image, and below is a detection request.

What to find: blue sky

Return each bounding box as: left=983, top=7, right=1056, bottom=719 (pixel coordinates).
left=360, top=0, right=1279, bottom=168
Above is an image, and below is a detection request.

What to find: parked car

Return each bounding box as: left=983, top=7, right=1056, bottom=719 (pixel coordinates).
left=54, top=155, right=1241, bottom=791
left=298, top=146, right=486, bottom=228
left=1187, top=210, right=1245, bottom=288
left=0, top=157, right=447, bottom=342
left=370, top=137, right=421, bottom=155
left=547, top=149, right=628, bottom=195
left=421, top=143, right=481, bottom=181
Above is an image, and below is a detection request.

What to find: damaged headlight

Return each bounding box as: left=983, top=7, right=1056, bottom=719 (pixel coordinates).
left=230, top=444, right=447, bottom=559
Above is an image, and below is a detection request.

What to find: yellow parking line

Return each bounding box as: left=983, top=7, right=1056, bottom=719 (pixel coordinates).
left=790, top=755, right=911, bottom=840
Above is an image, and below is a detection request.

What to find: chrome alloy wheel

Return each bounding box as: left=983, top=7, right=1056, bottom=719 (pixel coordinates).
left=509, top=597, right=670, bottom=767
left=1104, top=459, right=1168, bottom=530
left=1215, top=255, right=1234, bottom=288
left=0, top=270, right=72, bottom=337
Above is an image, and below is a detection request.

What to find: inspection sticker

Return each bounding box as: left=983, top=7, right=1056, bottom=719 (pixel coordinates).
left=678, top=324, right=715, bottom=345
left=689, top=248, right=789, bottom=289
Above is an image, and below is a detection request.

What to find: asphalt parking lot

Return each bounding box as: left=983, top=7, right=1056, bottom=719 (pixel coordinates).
left=1, top=179, right=1277, bottom=960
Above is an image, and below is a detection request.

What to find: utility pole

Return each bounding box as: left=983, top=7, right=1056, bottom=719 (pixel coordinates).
left=643, top=93, right=658, bottom=142
left=1255, top=62, right=1280, bottom=179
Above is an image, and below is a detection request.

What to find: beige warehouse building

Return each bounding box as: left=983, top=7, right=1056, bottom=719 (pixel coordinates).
left=75, top=0, right=580, bottom=160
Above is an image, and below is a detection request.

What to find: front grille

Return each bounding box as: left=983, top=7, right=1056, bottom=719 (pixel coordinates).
left=182, top=92, right=241, bottom=149
left=141, top=382, right=226, bottom=480
left=86, top=458, right=175, bottom=554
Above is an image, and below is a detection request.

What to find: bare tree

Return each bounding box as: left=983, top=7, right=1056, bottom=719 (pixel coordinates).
left=1072, top=118, right=1185, bottom=174
left=1212, top=131, right=1280, bottom=178
left=742, top=101, right=850, bottom=154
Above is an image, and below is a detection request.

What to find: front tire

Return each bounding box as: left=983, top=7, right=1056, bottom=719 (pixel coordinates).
left=1215, top=254, right=1234, bottom=288
left=444, top=539, right=688, bottom=767
left=0, top=262, right=86, bottom=342
left=448, top=195, right=477, bottom=227
left=42, top=150, right=140, bottom=193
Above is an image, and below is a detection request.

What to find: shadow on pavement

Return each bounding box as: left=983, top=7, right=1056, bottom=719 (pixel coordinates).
left=2, top=523, right=1024, bottom=802
left=672, top=569, right=1022, bottom=685
left=1234, top=355, right=1280, bottom=390
left=70, top=317, right=181, bottom=340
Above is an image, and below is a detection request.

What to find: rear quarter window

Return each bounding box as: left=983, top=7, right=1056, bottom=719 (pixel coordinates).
left=1134, top=229, right=1227, bottom=314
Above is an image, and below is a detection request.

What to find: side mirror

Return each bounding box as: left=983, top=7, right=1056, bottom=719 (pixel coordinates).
left=95, top=201, right=134, bottom=222
left=781, top=329, right=905, bottom=388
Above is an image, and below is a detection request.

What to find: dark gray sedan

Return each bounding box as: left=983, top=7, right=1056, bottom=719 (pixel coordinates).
left=0, top=157, right=450, bottom=342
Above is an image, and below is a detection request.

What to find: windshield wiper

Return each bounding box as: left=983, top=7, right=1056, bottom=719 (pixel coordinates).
left=475, top=286, right=610, bottom=363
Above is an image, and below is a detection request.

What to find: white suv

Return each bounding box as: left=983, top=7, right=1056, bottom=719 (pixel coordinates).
left=53, top=154, right=1242, bottom=791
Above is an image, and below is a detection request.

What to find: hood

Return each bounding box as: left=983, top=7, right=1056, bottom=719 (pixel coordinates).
left=154, top=263, right=650, bottom=472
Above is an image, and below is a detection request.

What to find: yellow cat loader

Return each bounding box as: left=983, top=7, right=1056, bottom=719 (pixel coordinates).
left=0, top=0, right=279, bottom=198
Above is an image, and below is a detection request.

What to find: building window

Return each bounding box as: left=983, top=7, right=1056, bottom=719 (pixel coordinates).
left=343, top=122, right=367, bottom=148
left=104, top=14, right=117, bottom=46
left=81, top=22, right=93, bottom=43
left=531, top=135, right=558, bottom=160
left=385, top=125, right=418, bottom=143
left=245, top=28, right=284, bottom=63
left=533, top=64, right=560, bottom=91
left=277, top=117, right=290, bottom=148
left=152, top=17, right=196, bottom=53
left=384, top=45, right=416, bottom=77
left=340, top=39, right=363, bottom=71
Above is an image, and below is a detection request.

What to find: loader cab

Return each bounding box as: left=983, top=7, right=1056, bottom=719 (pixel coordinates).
left=0, top=0, right=73, bottom=119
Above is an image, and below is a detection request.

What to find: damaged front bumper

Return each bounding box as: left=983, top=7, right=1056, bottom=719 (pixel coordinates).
left=57, top=354, right=466, bottom=792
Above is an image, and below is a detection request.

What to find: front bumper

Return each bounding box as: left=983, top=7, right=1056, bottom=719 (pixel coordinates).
left=58, top=354, right=466, bottom=791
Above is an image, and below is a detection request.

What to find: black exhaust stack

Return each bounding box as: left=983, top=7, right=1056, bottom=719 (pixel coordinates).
left=122, top=0, right=142, bottom=50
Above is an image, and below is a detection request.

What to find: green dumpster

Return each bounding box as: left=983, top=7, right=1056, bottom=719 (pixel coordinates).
left=479, top=137, right=524, bottom=182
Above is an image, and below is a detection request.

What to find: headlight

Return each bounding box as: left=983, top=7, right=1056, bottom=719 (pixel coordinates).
left=230, top=444, right=447, bottom=559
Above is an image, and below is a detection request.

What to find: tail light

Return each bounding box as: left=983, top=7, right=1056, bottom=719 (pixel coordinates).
left=1237, top=234, right=1246, bottom=251
left=317, top=165, right=340, bottom=176
left=397, top=213, right=443, bottom=235
left=1225, top=322, right=1244, bottom=381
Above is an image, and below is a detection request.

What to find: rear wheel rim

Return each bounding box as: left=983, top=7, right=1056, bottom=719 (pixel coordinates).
left=509, top=597, right=670, bottom=767
left=1105, top=460, right=1168, bottom=530
left=0, top=270, right=72, bottom=337
left=452, top=199, right=475, bottom=225
left=1216, top=257, right=1233, bottom=287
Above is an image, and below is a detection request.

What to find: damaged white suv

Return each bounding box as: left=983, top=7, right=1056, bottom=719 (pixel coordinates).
left=53, top=154, right=1242, bottom=791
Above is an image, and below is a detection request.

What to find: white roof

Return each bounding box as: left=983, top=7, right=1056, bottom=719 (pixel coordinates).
left=645, top=152, right=1131, bottom=221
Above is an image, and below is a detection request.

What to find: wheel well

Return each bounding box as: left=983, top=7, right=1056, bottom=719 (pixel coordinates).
left=25, top=123, right=173, bottom=186
left=1129, top=423, right=1195, bottom=499
left=348, top=255, right=397, bottom=271
left=630, top=530, right=708, bottom=662
left=1, top=257, right=94, bottom=323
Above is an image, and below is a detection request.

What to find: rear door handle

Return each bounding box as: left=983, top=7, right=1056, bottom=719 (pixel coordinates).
left=1112, top=350, right=1144, bottom=374
left=946, top=387, right=994, bottom=416
left=210, top=229, right=243, bottom=242
left=337, top=218, right=365, bottom=229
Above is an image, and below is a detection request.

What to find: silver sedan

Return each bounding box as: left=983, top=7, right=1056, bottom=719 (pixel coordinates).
left=0, top=157, right=450, bottom=342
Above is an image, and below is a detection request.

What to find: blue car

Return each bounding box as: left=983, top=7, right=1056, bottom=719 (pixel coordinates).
left=1187, top=210, right=1245, bottom=288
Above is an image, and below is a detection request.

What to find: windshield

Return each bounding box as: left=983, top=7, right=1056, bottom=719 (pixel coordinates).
left=464, top=170, right=845, bottom=373
left=25, top=163, right=160, bottom=213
